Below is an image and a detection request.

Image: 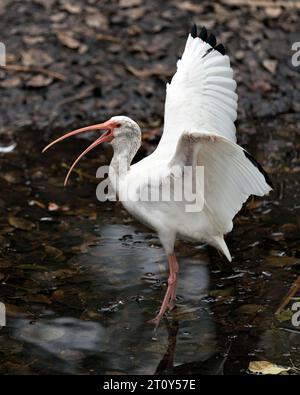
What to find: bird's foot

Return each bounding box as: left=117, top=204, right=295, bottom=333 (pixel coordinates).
left=148, top=253, right=179, bottom=328
left=167, top=299, right=176, bottom=311
left=167, top=288, right=177, bottom=311
left=148, top=286, right=172, bottom=328
left=169, top=281, right=177, bottom=304
left=148, top=314, right=164, bottom=328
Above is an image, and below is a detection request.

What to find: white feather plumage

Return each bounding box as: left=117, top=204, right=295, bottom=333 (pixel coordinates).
left=127, top=31, right=272, bottom=261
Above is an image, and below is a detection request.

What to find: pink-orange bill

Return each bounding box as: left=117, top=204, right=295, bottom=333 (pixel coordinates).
left=42, top=119, right=117, bottom=185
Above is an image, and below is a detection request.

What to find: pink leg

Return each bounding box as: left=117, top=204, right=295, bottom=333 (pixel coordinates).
left=148, top=253, right=179, bottom=327
left=169, top=254, right=179, bottom=305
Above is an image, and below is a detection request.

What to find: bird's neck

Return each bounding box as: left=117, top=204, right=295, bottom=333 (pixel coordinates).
left=109, top=137, right=140, bottom=185
left=110, top=150, right=131, bottom=177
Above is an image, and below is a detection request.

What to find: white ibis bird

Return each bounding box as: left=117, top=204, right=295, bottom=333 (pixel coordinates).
left=43, top=25, right=273, bottom=326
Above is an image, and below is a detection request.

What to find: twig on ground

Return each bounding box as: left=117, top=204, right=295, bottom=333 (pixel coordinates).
left=276, top=276, right=300, bottom=315
left=221, top=0, right=300, bottom=8
left=2, top=64, right=65, bottom=81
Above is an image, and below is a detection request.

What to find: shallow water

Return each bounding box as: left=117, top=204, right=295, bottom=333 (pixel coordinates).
left=0, top=116, right=300, bottom=375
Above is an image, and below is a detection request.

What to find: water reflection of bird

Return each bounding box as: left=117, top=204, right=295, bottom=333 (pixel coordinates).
left=155, top=319, right=231, bottom=375
left=43, top=25, right=273, bottom=326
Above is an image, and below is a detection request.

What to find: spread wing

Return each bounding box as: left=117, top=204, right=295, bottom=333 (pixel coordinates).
left=155, top=25, right=238, bottom=160
left=169, top=132, right=273, bottom=234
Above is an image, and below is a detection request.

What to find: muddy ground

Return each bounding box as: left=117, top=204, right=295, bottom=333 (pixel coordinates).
left=0, top=0, right=300, bottom=375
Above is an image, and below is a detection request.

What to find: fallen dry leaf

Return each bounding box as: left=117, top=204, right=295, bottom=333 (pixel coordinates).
left=8, top=216, right=35, bottom=230
left=51, top=289, right=65, bottom=301
left=29, top=200, right=46, bottom=209
left=44, top=245, right=65, bottom=261
left=96, top=34, right=121, bottom=43
left=85, top=12, right=108, bottom=30
left=48, top=202, right=59, bottom=211
left=26, top=74, right=53, bottom=88
left=56, top=31, right=81, bottom=49
left=176, top=1, right=203, bottom=12
left=265, top=256, right=300, bottom=267
left=50, top=12, right=66, bottom=22
left=126, top=64, right=171, bottom=79
left=61, top=1, right=82, bottom=14
left=21, top=49, right=54, bottom=67
left=23, top=35, right=45, bottom=45
left=252, top=80, right=272, bottom=93
left=265, top=7, right=282, bottom=18
left=5, top=303, right=29, bottom=318
left=0, top=77, right=22, bottom=88
left=119, top=0, right=142, bottom=7
left=280, top=223, right=298, bottom=232
left=276, top=308, right=294, bottom=322
left=249, top=361, right=290, bottom=375
left=262, top=59, right=278, bottom=74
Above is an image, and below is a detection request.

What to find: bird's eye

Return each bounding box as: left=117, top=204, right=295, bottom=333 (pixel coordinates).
left=115, top=123, right=121, bottom=128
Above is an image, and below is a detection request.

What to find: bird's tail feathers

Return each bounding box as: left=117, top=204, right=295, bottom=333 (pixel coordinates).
left=213, top=236, right=232, bottom=262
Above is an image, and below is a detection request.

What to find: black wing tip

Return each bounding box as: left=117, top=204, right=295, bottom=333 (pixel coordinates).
left=198, top=26, right=207, bottom=41
left=191, top=25, right=226, bottom=55
left=191, top=24, right=197, bottom=38
left=244, top=151, right=274, bottom=190
left=207, top=33, right=217, bottom=48
left=215, top=43, right=226, bottom=55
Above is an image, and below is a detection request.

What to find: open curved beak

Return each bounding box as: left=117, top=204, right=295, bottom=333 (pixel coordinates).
left=42, top=119, right=117, bottom=186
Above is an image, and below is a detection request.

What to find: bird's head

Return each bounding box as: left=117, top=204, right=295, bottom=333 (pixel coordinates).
left=42, top=115, right=141, bottom=185
left=109, top=115, right=141, bottom=147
